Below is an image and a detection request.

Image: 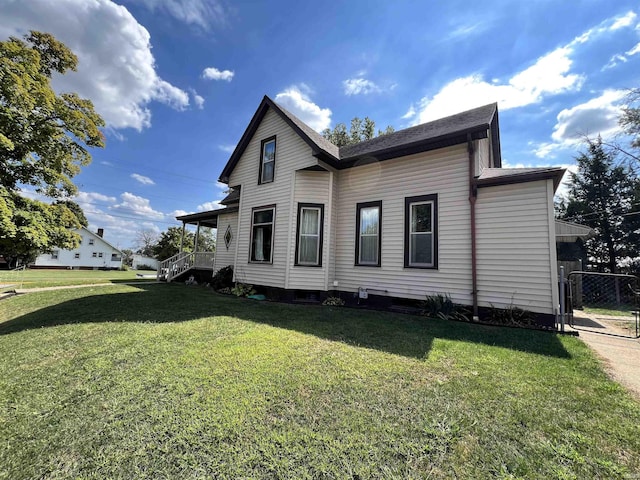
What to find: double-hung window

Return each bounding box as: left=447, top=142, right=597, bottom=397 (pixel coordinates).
left=88, top=239, right=94, bottom=245
left=405, top=194, right=438, bottom=268
left=259, top=136, right=276, bottom=184
left=295, top=203, right=324, bottom=266
left=355, top=201, right=382, bottom=266
left=250, top=206, right=275, bottom=263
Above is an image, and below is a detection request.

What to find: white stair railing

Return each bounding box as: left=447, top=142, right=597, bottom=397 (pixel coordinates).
left=157, top=251, right=216, bottom=283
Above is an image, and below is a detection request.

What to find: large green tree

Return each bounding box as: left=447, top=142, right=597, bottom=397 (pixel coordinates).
left=557, top=138, right=639, bottom=272
left=322, top=117, right=394, bottom=147
left=0, top=31, right=105, bottom=265
left=152, top=226, right=216, bottom=261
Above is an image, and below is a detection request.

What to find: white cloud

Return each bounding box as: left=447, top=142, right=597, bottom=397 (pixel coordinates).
left=190, top=89, right=205, bottom=109
left=274, top=86, right=332, bottom=132
left=131, top=173, right=155, bottom=185
left=197, top=200, right=223, bottom=211
left=401, top=105, right=416, bottom=120
left=551, top=90, right=625, bottom=143
left=112, top=192, right=165, bottom=220
left=171, top=209, right=191, bottom=217
left=343, top=78, right=381, bottom=96
left=136, top=0, right=228, bottom=30
left=218, top=144, right=236, bottom=153
left=0, top=0, right=190, bottom=130
left=531, top=90, right=626, bottom=159
left=627, top=42, right=640, bottom=56
left=202, top=67, right=235, bottom=81
left=74, top=191, right=117, bottom=205
left=408, top=45, right=583, bottom=124
left=609, top=11, right=637, bottom=30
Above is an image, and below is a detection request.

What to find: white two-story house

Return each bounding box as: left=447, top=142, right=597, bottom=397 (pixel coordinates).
left=33, top=227, right=123, bottom=270
left=174, top=96, right=564, bottom=326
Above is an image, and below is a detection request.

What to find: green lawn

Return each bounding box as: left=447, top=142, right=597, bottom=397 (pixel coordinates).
left=0, top=268, right=155, bottom=290
left=1, top=284, right=639, bottom=479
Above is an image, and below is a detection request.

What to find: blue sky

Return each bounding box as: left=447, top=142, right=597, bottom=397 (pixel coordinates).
left=1, top=0, right=639, bottom=248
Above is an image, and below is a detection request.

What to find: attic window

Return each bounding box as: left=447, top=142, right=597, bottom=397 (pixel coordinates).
left=89, top=238, right=94, bottom=245
left=259, top=136, right=276, bottom=184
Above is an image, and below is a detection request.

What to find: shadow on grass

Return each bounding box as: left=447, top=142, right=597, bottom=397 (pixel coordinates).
left=0, top=284, right=571, bottom=359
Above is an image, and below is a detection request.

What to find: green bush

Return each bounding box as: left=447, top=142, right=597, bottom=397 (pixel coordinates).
left=231, top=283, right=256, bottom=297
left=322, top=296, right=345, bottom=306
left=421, top=293, right=469, bottom=321
left=212, top=265, right=234, bottom=291
left=488, top=304, right=535, bottom=327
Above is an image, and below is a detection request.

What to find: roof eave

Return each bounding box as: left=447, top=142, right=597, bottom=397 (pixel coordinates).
left=476, top=168, right=566, bottom=191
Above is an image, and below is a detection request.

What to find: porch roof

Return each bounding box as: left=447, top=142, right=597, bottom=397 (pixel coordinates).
left=175, top=206, right=238, bottom=228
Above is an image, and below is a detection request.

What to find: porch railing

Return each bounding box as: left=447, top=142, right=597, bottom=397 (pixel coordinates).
left=157, top=251, right=216, bottom=283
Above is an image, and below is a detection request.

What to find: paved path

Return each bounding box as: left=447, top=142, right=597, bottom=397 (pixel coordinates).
left=12, top=281, right=159, bottom=294
left=569, top=312, right=640, bottom=398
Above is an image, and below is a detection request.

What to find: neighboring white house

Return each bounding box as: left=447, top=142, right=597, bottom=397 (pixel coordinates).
left=33, top=227, right=123, bottom=269
left=132, top=254, right=159, bottom=270
left=172, top=96, right=565, bottom=326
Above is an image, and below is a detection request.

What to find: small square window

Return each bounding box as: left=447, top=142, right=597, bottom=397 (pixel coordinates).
left=98, top=253, right=103, bottom=258
left=74, top=253, right=80, bottom=259
left=92, top=252, right=97, bottom=258
left=51, top=250, right=59, bottom=260
left=88, top=238, right=94, bottom=245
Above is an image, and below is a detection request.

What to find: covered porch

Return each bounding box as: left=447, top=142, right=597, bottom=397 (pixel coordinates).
left=157, top=207, right=236, bottom=282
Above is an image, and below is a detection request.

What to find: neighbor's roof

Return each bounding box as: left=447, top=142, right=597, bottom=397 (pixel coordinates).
left=476, top=167, right=566, bottom=192
left=77, top=227, right=123, bottom=254
left=218, top=96, right=500, bottom=182
left=555, top=219, right=595, bottom=242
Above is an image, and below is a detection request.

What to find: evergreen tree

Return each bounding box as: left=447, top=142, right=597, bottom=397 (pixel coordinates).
left=559, top=138, right=639, bottom=272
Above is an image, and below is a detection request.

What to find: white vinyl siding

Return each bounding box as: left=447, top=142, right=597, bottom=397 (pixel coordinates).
left=213, top=211, right=238, bottom=273
left=475, top=179, right=556, bottom=314
left=229, top=108, right=319, bottom=288
left=334, top=144, right=473, bottom=304
left=288, top=171, right=331, bottom=290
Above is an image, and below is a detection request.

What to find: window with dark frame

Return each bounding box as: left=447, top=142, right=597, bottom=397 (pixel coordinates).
left=295, top=203, right=324, bottom=266
left=88, top=238, right=94, bottom=245
left=51, top=250, right=59, bottom=260
left=250, top=206, right=275, bottom=263
left=74, top=253, right=80, bottom=259
left=259, top=136, right=276, bottom=184
left=92, top=252, right=97, bottom=258
left=355, top=201, right=382, bottom=266
left=404, top=194, right=438, bottom=268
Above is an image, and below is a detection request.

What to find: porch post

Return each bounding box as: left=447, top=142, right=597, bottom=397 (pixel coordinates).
left=179, top=223, right=186, bottom=253
left=194, top=221, right=200, bottom=252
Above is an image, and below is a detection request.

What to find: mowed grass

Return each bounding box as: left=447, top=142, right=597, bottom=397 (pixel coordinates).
left=0, top=268, right=155, bottom=290
left=1, top=285, right=639, bottom=479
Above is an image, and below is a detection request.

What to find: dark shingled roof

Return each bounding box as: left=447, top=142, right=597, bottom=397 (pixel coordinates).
left=176, top=206, right=238, bottom=227
left=476, top=167, right=566, bottom=191
left=220, top=186, right=241, bottom=205
left=339, top=103, right=498, bottom=161
left=218, top=96, right=501, bottom=183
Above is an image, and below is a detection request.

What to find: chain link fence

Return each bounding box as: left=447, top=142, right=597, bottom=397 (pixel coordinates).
left=565, top=271, right=639, bottom=338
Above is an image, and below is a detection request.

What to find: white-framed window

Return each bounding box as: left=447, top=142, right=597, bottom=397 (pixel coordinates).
left=355, top=201, right=381, bottom=266
left=98, top=252, right=103, bottom=258
left=405, top=194, right=438, bottom=268
left=51, top=250, right=59, bottom=260
left=295, top=203, right=324, bottom=266
left=250, top=206, right=275, bottom=263
left=259, top=136, right=276, bottom=184
left=88, top=238, right=94, bottom=245
left=92, top=252, right=97, bottom=258
left=74, top=253, right=80, bottom=259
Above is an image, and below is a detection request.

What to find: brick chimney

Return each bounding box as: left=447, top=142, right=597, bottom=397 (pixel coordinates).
left=97, top=228, right=104, bottom=238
